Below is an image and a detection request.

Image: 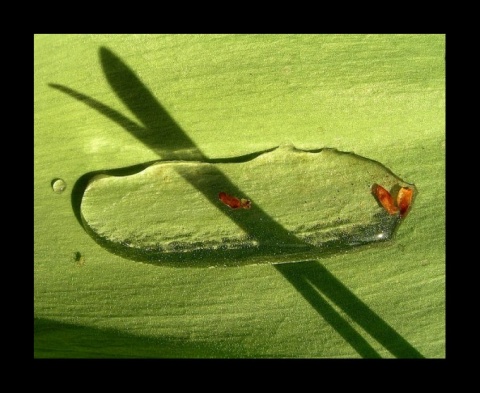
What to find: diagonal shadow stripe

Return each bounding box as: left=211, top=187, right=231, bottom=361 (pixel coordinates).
left=274, top=263, right=382, bottom=358
left=48, top=46, right=424, bottom=358
left=275, top=261, right=424, bottom=358
left=97, top=47, right=309, bottom=247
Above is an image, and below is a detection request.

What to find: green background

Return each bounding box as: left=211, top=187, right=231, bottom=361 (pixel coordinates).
left=34, top=34, right=445, bottom=358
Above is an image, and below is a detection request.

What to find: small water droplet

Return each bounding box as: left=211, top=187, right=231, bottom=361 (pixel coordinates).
left=51, top=178, right=67, bottom=194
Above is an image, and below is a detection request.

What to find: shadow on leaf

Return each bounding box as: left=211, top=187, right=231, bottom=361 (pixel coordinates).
left=48, top=47, right=424, bottom=358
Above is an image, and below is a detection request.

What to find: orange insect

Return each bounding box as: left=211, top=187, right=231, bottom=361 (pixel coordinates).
left=218, top=192, right=252, bottom=210
left=371, top=184, right=413, bottom=219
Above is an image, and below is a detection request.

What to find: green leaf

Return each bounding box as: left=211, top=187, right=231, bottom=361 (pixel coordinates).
left=34, top=34, right=445, bottom=358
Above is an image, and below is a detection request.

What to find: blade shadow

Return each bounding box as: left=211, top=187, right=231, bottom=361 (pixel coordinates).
left=48, top=46, right=424, bottom=358
left=275, top=261, right=424, bottom=358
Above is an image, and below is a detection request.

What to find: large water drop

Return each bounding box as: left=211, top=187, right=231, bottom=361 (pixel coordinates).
left=79, top=146, right=416, bottom=267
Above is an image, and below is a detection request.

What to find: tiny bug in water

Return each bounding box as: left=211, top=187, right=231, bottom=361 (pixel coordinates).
left=371, top=184, right=413, bottom=219
left=218, top=192, right=252, bottom=210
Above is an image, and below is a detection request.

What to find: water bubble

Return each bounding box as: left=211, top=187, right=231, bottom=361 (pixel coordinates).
left=51, top=178, right=67, bottom=194
left=79, top=146, right=416, bottom=267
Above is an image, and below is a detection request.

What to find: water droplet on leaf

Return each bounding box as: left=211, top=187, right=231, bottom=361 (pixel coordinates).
left=79, top=146, right=416, bottom=267
left=51, top=178, right=67, bottom=194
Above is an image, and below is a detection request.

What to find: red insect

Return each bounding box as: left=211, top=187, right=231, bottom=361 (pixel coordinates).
left=218, top=192, right=252, bottom=210
left=371, top=184, right=413, bottom=219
